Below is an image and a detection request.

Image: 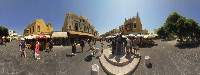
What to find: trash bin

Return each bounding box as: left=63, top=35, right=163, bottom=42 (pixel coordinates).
left=91, top=64, right=99, bottom=75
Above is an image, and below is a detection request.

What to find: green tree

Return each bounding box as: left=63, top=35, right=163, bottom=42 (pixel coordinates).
left=157, top=12, right=200, bottom=44
left=0, top=26, right=9, bottom=37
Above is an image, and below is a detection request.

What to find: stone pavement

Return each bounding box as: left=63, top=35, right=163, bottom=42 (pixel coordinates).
left=0, top=41, right=107, bottom=75
left=133, top=40, right=200, bottom=75
left=99, top=48, right=140, bottom=75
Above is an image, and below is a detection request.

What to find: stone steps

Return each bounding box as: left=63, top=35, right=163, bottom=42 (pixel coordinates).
left=99, top=48, right=141, bottom=75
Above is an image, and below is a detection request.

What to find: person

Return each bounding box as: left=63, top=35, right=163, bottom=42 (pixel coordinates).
left=126, top=38, right=132, bottom=54
left=100, top=41, right=104, bottom=56
left=45, top=41, right=50, bottom=53
left=3, top=38, right=6, bottom=46
left=35, top=41, right=40, bottom=60
left=49, top=39, right=54, bottom=52
left=19, top=38, right=26, bottom=58
left=132, top=38, right=139, bottom=55
left=111, top=38, right=116, bottom=55
left=80, top=39, right=85, bottom=53
left=71, top=41, right=77, bottom=55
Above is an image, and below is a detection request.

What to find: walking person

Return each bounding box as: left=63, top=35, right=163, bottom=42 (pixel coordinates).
left=35, top=41, right=40, bottom=60
left=71, top=41, right=77, bottom=55
left=49, top=39, right=54, bottom=52
left=80, top=39, right=85, bottom=53
left=19, top=38, right=26, bottom=58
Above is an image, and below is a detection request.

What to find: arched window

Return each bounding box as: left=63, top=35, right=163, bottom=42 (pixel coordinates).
left=75, top=23, right=78, bottom=31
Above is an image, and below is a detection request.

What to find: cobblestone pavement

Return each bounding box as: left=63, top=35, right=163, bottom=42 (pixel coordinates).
left=0, top=41, right=107, bottom=75
left=133, top=40, right=200, bottom=75
left=1, top=40, right=200, bottom=75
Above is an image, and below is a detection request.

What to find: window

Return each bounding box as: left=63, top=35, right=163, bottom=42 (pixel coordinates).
left=37, top=25, right=40, bottom=32
left=32, top=26, right=34, bottom=32
left=75, top=23, right=78, bottom=31
left=133, top=24, right=136, bottom=29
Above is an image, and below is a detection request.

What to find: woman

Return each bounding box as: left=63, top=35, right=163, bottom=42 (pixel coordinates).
left=35, top=41, right=40, bottom=60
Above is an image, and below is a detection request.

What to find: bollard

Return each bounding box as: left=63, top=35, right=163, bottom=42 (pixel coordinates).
left=145, top=56, right=152, bottom=68
left=91, top=64, right=99, bottom=75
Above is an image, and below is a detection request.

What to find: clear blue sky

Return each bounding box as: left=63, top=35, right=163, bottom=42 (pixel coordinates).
left=0, top=0, right=200, bottom=35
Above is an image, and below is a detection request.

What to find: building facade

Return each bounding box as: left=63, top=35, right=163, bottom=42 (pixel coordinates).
left=121, top=12, right=142, bottom=35
left=23, top=19, right=53, bottom=36
left=101, top=12, right=144, bottom=37
left=62, top=12, right=98, bottom=38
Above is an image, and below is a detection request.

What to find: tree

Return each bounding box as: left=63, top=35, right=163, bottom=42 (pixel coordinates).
left=157, top=12, right=183, bottom=40
left=157, top=12, right=200, bottom=44
left=0, top=26, right=9, bottom=37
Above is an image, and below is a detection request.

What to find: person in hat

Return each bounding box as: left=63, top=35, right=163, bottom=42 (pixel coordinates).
left=19, top=38, right=26, bottom=58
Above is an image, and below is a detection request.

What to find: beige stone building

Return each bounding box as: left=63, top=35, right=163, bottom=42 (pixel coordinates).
left=62, top=12, right=98, bottom=39
left=23, top=19, right=53, bottom=36
left=121, top=13, right=143, bottom=35
left=101, top=12, right=144, bottom=37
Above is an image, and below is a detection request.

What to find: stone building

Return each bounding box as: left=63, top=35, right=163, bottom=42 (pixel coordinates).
left=23, top=19, right=53, bottom=36
left=62, top=12, right=98, bottom=39
left=121, top=12, right=143, bottom=35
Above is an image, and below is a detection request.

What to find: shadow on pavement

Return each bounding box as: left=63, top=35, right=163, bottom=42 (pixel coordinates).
left=66, top=54, right=73, bottom=57
left=175, top=43, right=200, bottom=49
left=84, top=55, right=93, bottom=62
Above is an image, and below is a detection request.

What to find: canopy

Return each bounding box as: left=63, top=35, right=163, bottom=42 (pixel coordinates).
left=24, top=35, right=34, bottom=39
left=51, top=32, right=68, bottom=38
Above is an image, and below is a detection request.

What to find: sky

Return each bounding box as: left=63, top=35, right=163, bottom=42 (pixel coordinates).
left=0, top=0, right=200, bottom=35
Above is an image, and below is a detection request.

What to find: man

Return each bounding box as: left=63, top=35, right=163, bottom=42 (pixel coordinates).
left=71, top=41, right=77, bottom=55
left=111, top=38, right=116, bottom=55
left=49, top=39, right=54, bottom=52
left=126, top=38, right=132, bottom=54
left=132, top=38, right=139, bottom=55
left=19, top=38, right=26, bottom=58
left=80, top=39, right=85, bottom=53
left=100, top=41, right=104, bottom=55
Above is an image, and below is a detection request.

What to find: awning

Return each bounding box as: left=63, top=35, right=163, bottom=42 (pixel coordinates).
left=68, top=31, right=82, bottom=35
left=68, top=31, right=94, bottom=37
left=24, top=35, right=34, bottom=39
left=51, top=32, right=68, bottom=38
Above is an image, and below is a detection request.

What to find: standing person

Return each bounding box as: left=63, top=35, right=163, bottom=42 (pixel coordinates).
left=45, top=41, right=50, bottom=53
left=71, top=41, right=77, bottom=55
left=35, top=41, right=40, bottom=60
left=80, top=39, right=85, bottom=53
left=126, top=38, right=132, bottom=54
left=100, top=41, right=104, bottom=56
left=111, top=37, right=116, bottom=55
left=19, top=38, right=26, bottom=58
left=132, top=38, right=139, bottom=55
left=3, top=38, right=6, bottom=46
left=49, top=39, right=54, bottom=52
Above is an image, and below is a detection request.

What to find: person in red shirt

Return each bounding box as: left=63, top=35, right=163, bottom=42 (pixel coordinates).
left=35, top=41, right=40, bottom=60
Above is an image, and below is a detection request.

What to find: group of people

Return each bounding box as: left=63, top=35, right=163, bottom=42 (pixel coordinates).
left=111, top=34, right=140, bottom=55
left=70, top=38, right=103, bottom=56
left=19, top=38, right=54, bottom=60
